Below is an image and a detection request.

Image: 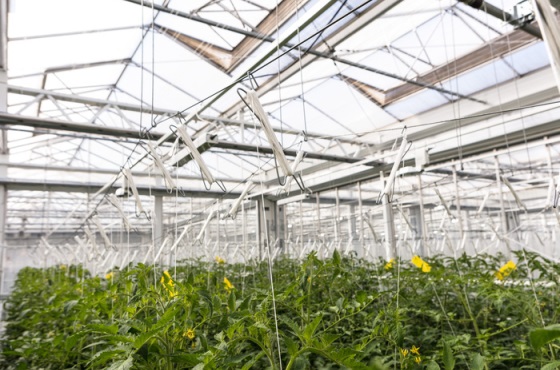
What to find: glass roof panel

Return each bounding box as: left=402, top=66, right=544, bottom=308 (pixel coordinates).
left=128, top=30, right=233, bottom=111
left=503, top=41, right=549, bottom=75
left=342, top=49, right=421, bottom=90
left=412, top=11, right=486, bottom=67
left=335, top=0, right=443, bottom=53
left=384, top=89, right=449, bottom=120
left=8, top=0, right=148, bottom=38
left=43, top=65, right=126, bottom=91
left=302, top=78, right=395, bottom=132
left=7, top=29, right=141, bottom=77
left=440, top=58, right=518, bottom=96
left=155, top=12, right=241, bottom=50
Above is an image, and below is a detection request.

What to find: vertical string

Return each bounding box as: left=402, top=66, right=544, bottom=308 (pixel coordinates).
left=275, top=0, right=284, bottom=146
left=295, top=0, right=308, bottom=136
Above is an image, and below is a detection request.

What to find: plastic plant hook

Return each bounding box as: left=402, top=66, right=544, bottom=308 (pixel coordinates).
left=378, top=129, right=409, bottom=203
left=174, top=124, right=216, bottom=185
left=237, top=88, right=293, bottom=182
left=91, top=216, right=117, bottom=251
left=282, top=149, right=307, bottom=193
left=195, top=210, right=217, bottom=244
left=228, top=181, right=255, bottom=219
left=123, top=168, right=147, bottom=218
left=146, top=141, right=176, bottom=191
left=107, top=194, right=133, bottom=232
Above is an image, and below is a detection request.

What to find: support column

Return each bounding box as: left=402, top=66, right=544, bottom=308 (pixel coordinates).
left=531, top=0, right=560, bottom=93
left=358, top=182, right=365, bottom=258
left=452, top=164, right=465, bottom=244
left=152, top=178, right=164, bottom=261
left=417, top=174, right=427, bottom=256
left=494, top=156, right=511, bottom=255
left=257, top=197, right=278, bottom=260
left=0, top=0, right=8, bottom=296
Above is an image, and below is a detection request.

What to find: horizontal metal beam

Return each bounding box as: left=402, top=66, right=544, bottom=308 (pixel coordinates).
left=8, top=85, right=176, bottom=115
left=8, top=86, right=368, bottom=146
left=0, top=112, right=172, bottom=141
left=371, top=84, right=560, bottom=153
left=0, top=113, right=371, bottom=165
left=275, top=117, right=560, bottom=198
left=210, top=138, right=373, bottom=165
left=458, top=0, right=542, bottom=38
left=1, top=161, right=247, bottom=183
left=0, top=177, right=241, bottom=198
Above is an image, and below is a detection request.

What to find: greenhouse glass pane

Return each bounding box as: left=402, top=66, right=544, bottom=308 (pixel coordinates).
left=384, top=89, right=449, bottom=120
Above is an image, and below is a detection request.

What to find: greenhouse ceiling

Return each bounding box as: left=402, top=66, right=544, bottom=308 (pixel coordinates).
left=0, top=0, right=559, bottom=247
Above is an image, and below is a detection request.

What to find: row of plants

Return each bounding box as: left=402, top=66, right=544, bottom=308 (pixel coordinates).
left=1, top=250, right=560, bottom=369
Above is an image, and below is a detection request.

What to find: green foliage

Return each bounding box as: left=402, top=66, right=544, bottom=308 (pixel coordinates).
left=530, top=325, right=560, bottom=350
left=0, top=251, right=559, bottom=369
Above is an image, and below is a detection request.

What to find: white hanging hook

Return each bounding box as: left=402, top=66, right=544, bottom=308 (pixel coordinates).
left=238, top=88, right=293, bottom=180
left=378, top=129, right=409, bottom=202
left=123, top=168, right=147, bottom=218
left=107, top=194, right=133, bottom=232
left=195, top=210, right=217, bottom=244
left=91, top=216, right=117, bottom=251
left=174, top=124, right=216, bottom=186
left=146, top=141, right=176, bottom=191
left=228, top=181, right=254, bottom=219
left=282, top=150, right=306, bottom=194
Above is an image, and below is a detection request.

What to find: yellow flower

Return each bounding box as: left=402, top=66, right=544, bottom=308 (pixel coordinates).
left=400, top=348, right=409, bottom=357
left=415, top=356, right=421, bottom=364
left=224, top=277, right=234, bottom=291
left=495, top=260, right=516, bottom=280
left=411, top=345, right=420, bottom=355
left=214, top=256, right=225, bottom=264
left=105, top=272, right=114, bottom=280
left=184, top=328, right=195, bottom=340
left=411, top=256, right=431, bottom=273
left=160, top=271, right=177, bottom=298
left=60, top=264, right=67, bottom=270
left=384, top=258, right=395, bottom=270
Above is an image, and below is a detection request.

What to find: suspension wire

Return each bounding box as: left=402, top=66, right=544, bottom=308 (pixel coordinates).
left=275, top=0, right=284, bottom=147
left=499, top=0, right=534, bottom=174
left=249, top=86, right=284, bottom=369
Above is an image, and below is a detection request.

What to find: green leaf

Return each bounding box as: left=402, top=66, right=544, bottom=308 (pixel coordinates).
left=238, top=295, right=252, bottom=311
left=228, top=290, right=236, bottom=312
left=332, top=249, right=341, bottom=266
left=65, top=330, right=88, bottom=351
left=356, top=291, right=367, bottom=304
left=88, top=323, right=119, bottom=335
left=470, top=353, right=484, bottom=370
left=133, top=327, right=161, bottom=349
left=302, top=314, right=323, bottom=343
left=88, top=347, right=130, bottom=367
left=541, top=360, right=560, bottom=370
left=155, top=302, right=181, bottom=330
left=106, top=356, right=133, bottom=370
left=170, top=353, right=202, bottom=366
left=197, top=289, right=214, bottom=318
left=530, top=325, right=560, bottom=350
left=285, top=336, right=299, bottom=356
left=241, top=351, right=264, bottom=370
left=427, top=361, right=441, bottom=370
left=186, top=272, right=195, bottom=285
left=443, top=341, right=455, bottom=370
